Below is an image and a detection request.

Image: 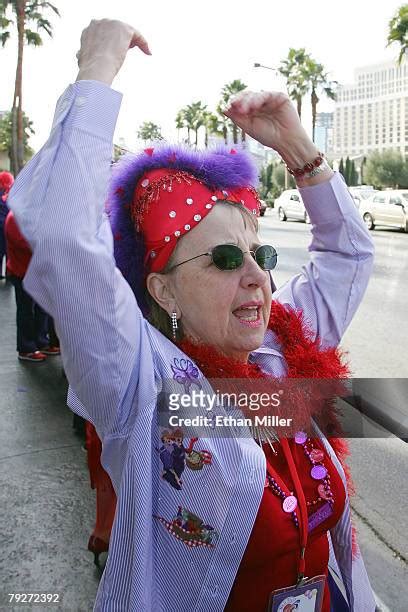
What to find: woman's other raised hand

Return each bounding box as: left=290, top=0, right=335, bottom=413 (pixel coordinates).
left=76, top=19, right=151, bottom=86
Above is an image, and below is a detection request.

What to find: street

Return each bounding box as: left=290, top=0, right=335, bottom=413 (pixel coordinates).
left=259, top=210, right=408, bottom=378
left=260, top=210, right=408, bottom=610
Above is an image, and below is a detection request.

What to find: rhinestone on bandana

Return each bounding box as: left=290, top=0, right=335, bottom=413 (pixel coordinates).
left=141, top=179, right=149, bottom=188
left=164, top=236, right=170, bottom=242
left=241, top=199, right=245, bottom=204
left=174, top=230, right=181, bottom=237
left=211, top=195, right=217, bottom=202
left=169, top=211, right=176, bottom=218
left=194, top=214, right=201, bottom=222
left=150, top=251, right=156, bottom=258
left=184, top=224, right=191, bottom=231
left=222, top=190, right=228, bottom=197
left=186, top=198, right=193, bottom=205
left=252, top=209, right=257, bottom=214
left=205, top=203, right=212, bottom=209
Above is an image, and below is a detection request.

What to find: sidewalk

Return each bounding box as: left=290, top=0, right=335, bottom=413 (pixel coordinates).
left=0, top=279, right=100, bottom=611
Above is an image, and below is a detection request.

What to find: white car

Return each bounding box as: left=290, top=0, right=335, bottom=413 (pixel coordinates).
left=348, top=186, right=377, bottom=208
left=274, top=189, right=310, bottom=223
left=359, top=189, right=408, bottom=231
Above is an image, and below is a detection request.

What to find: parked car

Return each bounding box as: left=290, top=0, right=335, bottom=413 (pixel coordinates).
left=348, top=186, right=377, bottom=208
left=359, top=189, right=408, bottom=231
left=274, top=189, right=310, bottom=223
left=259, top=199, right=267, bottom=217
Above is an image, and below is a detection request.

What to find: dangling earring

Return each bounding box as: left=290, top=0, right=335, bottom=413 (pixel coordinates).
left=171, top=311, right=178, bottom=340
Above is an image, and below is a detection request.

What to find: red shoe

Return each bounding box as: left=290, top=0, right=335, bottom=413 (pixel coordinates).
left=18, top=351, right=47, bottom=362
left=88, top=535, right=109, bottom=567
left=39, top=346, right=61, bottom=356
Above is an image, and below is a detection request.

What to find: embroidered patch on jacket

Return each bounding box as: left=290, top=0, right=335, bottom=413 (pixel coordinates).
left=157, top=428, right=212, bottom=490
left=154, top=506, right=219, bottom=548
left=171, top=357, right=202, bottom=393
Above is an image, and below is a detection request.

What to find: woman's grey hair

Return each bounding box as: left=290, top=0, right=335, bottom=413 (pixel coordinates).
left=145, top=200, right=259, bottom=341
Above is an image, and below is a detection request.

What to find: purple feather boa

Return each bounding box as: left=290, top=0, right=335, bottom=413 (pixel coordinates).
left=108, top=144, right=259, bottom=312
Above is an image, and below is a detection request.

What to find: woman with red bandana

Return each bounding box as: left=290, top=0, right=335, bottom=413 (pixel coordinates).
left=8, top=19, right=376, bottom=611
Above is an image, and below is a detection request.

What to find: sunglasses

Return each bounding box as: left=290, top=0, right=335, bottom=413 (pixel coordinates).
left=168, top=243, right=278, bottom=271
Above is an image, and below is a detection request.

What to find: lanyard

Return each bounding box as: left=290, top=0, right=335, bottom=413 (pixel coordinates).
left=272, top=438, right=309, bottom=584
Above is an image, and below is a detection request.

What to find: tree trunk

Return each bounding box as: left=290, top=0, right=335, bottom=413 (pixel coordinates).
left=241, top=129, right=246, bottom=143
left=10, top=104, right=18, bottom=176
left=205, top=127, right=208, bottom=148
left=311, top=88, right=319, bottom=142
left=187, top=127, right=191, bottom=145
left=232, top=124, right=238, bottom=144
left=223, top=125, right=227, bottom=145
left=13, top=0, right=27, bottom=174
left=296, top=96, right=302, bottom=120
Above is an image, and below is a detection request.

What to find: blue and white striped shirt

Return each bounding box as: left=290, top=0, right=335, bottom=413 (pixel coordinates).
left=9, top=80, right=376, bottom=611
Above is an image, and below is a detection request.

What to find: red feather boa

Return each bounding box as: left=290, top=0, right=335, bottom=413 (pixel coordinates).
left=179, top=300, right=357, bottom=556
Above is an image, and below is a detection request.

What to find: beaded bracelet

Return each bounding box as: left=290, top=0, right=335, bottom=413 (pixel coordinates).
left=286, top=152, right=325, bottom=178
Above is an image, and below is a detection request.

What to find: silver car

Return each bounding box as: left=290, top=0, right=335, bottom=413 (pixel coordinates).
left=274, top=189, right=310, bottom=223
left=360, top=190, right=408, bottom=231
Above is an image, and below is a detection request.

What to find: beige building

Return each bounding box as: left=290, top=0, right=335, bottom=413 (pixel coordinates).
left=332, top=58, right=408, bottom=159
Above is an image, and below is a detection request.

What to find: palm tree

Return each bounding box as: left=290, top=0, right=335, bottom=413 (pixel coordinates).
left=278, top=48, right=310, bottom=120
left=203, top=111, right=223, bottom=148
left=303, top=57, right=337, bottom=141
left=220, top=79, right=247, bottom=143
left=175, top=110, right=185, bottom=143
left=0, top=0, right=60, bottom=175
left=216, top=103, right=229, bottom=144
left=188, top=101, right=207, bottom=146
left=176, top=102, right=207, bottom=146
left=137, top=121, right=163, bottom=143
left=387, top=4, right=408, bottom=64
left=0, top=108, right=34, bottom=162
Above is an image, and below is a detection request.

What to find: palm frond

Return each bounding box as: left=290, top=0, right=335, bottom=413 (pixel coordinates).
left=25, top=28, right=42, bottom=45
left=0, top=29, right=10, bottom=45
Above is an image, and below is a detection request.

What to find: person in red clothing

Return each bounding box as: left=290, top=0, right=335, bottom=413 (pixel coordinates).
left=5, top=211, right=60, bottom=361
left=0, top=171, right=14, bottom=278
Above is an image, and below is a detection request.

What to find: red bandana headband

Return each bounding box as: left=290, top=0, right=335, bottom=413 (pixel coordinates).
left=131, top=165, right=261, bottom=273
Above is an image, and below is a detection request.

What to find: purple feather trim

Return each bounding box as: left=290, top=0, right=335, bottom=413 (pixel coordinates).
left=108, top=144, right=259, bottom=308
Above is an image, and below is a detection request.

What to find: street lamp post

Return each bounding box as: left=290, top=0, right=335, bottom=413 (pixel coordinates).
left=254, top=62, right=289, bottom=189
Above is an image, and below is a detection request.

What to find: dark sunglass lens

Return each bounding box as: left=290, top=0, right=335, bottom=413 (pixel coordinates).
left=212, top=245, right=244, bottom=270
left=255, top=245, right=278, bottom=270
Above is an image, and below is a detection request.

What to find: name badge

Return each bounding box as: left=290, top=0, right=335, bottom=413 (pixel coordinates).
left=308, top=502, right=333, bottom=532
left=268, top=575, right=325, bottom=612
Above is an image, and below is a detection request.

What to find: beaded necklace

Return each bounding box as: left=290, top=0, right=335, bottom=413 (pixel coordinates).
left=264, top=431, right=334, bottom=529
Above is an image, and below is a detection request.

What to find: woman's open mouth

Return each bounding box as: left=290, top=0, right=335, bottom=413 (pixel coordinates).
left=232, top=305, right=262, bottom=328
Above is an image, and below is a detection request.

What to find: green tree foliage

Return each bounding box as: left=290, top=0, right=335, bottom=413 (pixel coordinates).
left=175, top=101, right=207, bottom=146
left=219, top=79, right=247, bottom=143
left=0, top=109, right=34, bottom=161
left=345, top=156, right=351, bottom=186
left=0, top=0, right=60, bottom=174
left=387, top=4, right=408, bottom=64
left=338, top=158, right=345, bottom=180
left=202, top=111, right=223, bottom=148
left=278, top=48, right=309, bottom=119
left=303, top=56, right=337, bottom=141
left=272, top=163, right=295, bottom=191
left=364, top=150, right=408, bottom=188
left=259, top=162, right=274, bottom=201
left=350, top=160, right=359, bottom=186
left=137, top=121, right=163, bottom=142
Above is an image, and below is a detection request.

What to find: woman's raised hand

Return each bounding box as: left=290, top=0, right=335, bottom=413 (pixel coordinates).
left=76, top=19, right=151, bottom=86
left=223, top=90, right=317, bottom=164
